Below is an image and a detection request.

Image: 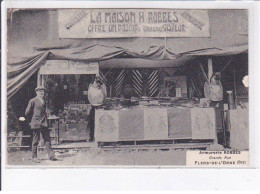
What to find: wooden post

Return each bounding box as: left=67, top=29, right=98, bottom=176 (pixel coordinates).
left=37, top=71, right=41, bottom=86
left=110, top=85, right=112, bottom=98
left=233, top=69, right=237, bottom=106
left=208, top=57, right=213, bottom=80
left=208, top=58, right=218, bottom=145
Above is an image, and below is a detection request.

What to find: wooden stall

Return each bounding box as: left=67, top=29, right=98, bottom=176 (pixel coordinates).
left=6, top=9, right=248, bottom=149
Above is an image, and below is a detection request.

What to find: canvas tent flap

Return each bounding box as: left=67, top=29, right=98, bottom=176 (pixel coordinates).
left=7, top=9, right=248, bottom=99
left=7, top=52, right=49, bottom=98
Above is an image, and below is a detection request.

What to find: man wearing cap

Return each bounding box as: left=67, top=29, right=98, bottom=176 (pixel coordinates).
left=25, top=86, right=57, bottom=163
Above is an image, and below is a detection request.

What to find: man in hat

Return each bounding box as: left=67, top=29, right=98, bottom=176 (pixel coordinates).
left=25, top=86, right=57, bottom=163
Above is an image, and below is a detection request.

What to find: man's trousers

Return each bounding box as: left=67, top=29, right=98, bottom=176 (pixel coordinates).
left=88, top=106, right=96, bottom=141
left=32, top=127, right=55, bottom=159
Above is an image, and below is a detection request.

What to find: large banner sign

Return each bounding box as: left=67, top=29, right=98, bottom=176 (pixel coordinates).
left=58, top=9, right=210, bottom=38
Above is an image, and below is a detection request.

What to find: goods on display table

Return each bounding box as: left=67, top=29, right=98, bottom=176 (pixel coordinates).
left=38, top=60, right=99, bottom=142
left=58, top=103, right=92, bottom=141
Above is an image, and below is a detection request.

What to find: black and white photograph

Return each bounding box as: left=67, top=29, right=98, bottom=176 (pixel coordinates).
left=3, top=4, right=250, bottom=167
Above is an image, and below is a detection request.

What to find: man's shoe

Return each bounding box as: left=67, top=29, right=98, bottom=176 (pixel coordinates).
left=32, top=158, right=41, bottom=163
left=49, top=157, right=62, bottom=161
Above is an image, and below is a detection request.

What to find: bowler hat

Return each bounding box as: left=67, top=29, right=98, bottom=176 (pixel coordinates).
left=35, top=86, right=46, bottom=91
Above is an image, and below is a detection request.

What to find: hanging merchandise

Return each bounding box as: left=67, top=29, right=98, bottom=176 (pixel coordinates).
left=227, top=91, right=235, bottom=110
left=148, top=70, right=159, bottom=97
left=132, top=69, right=143, bottom=97
left=62, top=76, right=68, bottom=90
left=78, top=75, right=91, bottom=101
left=68, top=75, right=78, bottom=101
left=99, top=70, right=108, bottom=86
left=114, top=69, right=126, bottom=97
left=175, top=80, right=182, bottom=98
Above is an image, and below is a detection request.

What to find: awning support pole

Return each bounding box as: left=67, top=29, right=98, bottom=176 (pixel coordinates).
left=37, top=71, right=41, bottom=86
left=208, top=57, right=213, bottom=80
left=233, top=69, right=237, bottom=106
left=208, top=57, right=219, bottom=146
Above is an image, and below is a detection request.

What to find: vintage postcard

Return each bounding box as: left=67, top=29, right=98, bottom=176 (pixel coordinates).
left=2, top=2, right=250, bottom=169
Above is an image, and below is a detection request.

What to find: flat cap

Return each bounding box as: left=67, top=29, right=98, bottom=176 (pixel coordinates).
left=35, top=86, right=46, bottom=91
left=214, top=72, right=222, bottom=80
left=95, top=76, right=102, bottom=81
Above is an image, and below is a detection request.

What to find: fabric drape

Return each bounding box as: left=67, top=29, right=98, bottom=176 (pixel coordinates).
left=7, top=9, right=248, bottom=99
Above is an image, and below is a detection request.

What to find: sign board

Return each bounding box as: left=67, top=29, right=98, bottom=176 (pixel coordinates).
left=144, top=108, right=168, bottom=140
left=95, top=110, right=119, bottom=142
left=58, top=9, right=210, bottom=38
left=191, top=108, right=216, bottom=139
left=39, top=60, right=99, bottom=74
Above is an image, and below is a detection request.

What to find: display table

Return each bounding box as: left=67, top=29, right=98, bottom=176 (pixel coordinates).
left=95, top=107, right=220, bottom=142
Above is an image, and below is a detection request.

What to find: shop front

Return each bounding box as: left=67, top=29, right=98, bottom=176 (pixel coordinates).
left=7, top=9, right=248, bottom=149
left=33, top=56, right=224, bottom=146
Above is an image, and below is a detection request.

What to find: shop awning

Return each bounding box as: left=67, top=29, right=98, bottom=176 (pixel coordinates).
left=7, top=9, right=248, bottom=98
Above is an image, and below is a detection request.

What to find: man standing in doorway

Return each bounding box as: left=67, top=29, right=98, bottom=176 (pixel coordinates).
left=25, top=86, right=57, bottom=163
